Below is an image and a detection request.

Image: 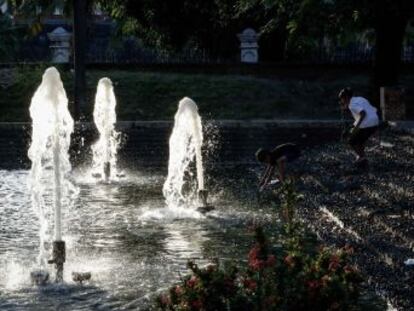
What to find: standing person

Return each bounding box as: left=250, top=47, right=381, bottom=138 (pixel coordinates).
left=256, top=143, right=301, bottom=192
left=338, top=87, right=379, bottom=169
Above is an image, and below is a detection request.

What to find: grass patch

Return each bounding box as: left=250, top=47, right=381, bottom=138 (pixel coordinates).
left=1, top=66, right=410, bottom=121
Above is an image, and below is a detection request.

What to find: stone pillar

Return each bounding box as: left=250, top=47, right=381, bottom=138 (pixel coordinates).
left=47, top=27, right=72, bottom=63
left=237, top=28, right=259, bottom=63
left=380, top=87, right=406, bottom=121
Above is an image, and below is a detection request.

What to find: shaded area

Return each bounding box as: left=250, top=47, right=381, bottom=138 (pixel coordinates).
left=284, top=129, right=414, bottom=310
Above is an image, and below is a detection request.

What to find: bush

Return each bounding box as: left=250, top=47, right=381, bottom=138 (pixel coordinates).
left=156, top=182, right=363, bottom=311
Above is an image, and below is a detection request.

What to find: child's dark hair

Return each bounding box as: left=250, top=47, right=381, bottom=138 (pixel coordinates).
left=255, top=148, right=270, bottom=162
left=338, top=87, right=353, bottom=99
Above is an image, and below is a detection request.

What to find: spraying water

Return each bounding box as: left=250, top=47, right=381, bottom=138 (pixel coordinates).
left=163, top=97, right=205, bottom=208
left=28, top=67, right=74, bottom=271
left=91, top=78, right=120, bottom=182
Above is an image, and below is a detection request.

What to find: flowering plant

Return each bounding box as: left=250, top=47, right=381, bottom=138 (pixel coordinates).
left=157, top=183, right=364, bottom=311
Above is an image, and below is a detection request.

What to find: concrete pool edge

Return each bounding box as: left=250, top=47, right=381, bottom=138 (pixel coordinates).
left=0, top=120, right=411, bottom=170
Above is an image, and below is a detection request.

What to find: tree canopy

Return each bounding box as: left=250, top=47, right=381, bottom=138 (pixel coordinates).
left=2, top=0, right=413, bottom=85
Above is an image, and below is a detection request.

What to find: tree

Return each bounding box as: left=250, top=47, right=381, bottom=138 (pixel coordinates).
left=239, top=0, right=414, bottom=86
left=98, top=0, right=244, bottom=59
left=2, top=0, right=93, bottom=119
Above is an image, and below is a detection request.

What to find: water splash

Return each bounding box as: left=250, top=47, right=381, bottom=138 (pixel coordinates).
left=163, top=97, right=204, bottom=208
left=27, top=67, right=75, bottom=268
left=91, top=78, right=121, bottom=182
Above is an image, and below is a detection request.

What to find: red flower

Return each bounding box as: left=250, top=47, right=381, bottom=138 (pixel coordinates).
left=343, top=264, right=354, bottom=274
left=266, top=255, right=276, bottom=267
left=243, top=278, right=257, bottom=291
left=250, top=258, right=265, bottom=270
left=248, top=245, right=260, bottom=261
left=191, top=299, right=203, bottom=310
left=307, top=280, right=321, bottom=290
left=248, top=245, right=266, bottom=270
left=328, top=255, right=340, bottom=272
left=186, top=276, right=198, bottom=288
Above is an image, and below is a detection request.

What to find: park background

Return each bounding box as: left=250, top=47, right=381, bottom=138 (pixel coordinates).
left=0, top=0, right=413, bottom=122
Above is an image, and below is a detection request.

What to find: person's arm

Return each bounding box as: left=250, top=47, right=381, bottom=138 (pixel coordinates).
left=349, top=101, right=366, bottom=133
left=353, top=110, right=366, bottom=131
left=259, top=165, right=271, bottom=186
left=259, top=165, right=275, bottom=191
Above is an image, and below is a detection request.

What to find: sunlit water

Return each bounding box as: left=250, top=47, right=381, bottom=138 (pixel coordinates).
left=91, top=78, right=121, bottom=182
left=27, top=67, right=75, bottom=268
left=163, top=97, right=205, bottom=208
left=0, top=168, right=278, bottom=310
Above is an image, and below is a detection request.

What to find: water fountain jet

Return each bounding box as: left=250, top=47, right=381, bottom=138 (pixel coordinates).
left=91, top=77, right=121, bottom=182
left=163, top=97, right=213, bottom=212
left=28, top=67, right=74, bottom=283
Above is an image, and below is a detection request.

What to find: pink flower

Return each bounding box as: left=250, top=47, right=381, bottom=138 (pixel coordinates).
left=160, top=294, right=170, bottom=306
left=175, top=285, right=183, bottom=296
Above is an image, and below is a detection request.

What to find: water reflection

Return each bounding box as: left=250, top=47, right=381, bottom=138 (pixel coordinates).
left=0, top=169, right=277, bottom=310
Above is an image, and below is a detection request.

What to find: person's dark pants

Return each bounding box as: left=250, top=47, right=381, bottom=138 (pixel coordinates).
left=348, top=126, right=378, bottom=147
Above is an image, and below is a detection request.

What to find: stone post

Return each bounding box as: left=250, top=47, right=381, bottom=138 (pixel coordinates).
left=47, top=27, right=72, bottom=63
left=237, top=28, right=259, bottom=63
left=380, top=87, right=406, bottom=121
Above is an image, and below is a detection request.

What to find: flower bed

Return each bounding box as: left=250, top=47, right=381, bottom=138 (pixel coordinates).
left=155, top=183, right=376, bottom=311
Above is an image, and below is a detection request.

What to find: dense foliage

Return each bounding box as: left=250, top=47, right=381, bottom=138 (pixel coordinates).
left=0, top=11, right=26, bottom=62
left=2, top=0, right=413, bottom=84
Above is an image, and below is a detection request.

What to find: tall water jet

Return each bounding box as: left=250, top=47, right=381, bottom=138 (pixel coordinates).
left=91, top=78, right=120, bottom=182
left=28, top=67, right=74, bottom=283
left=163, top=97, right=208, bottom=209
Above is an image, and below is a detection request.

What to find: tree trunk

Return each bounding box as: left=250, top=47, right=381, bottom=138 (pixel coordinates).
left=73, top=0, right=87, bottom=121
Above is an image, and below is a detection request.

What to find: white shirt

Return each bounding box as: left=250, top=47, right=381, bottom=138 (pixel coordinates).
left=348, top=97, right=379, bottom=128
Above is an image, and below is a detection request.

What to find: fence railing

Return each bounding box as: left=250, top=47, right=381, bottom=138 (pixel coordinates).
left=7, top=39, right=414, bottom=65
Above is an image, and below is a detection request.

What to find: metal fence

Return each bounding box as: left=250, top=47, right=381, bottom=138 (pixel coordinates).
left=9, top=36, right=414, bottom=65
left=83, top=42, right=414, bottom=65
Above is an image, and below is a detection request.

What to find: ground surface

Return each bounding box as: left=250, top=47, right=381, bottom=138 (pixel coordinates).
left=276, top=129, right=414, bottom=310
left=1, top=66, right=413, bottom=121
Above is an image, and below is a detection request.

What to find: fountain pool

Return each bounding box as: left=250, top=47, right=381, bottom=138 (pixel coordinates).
left=0, top=167, right=279, bottom=311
